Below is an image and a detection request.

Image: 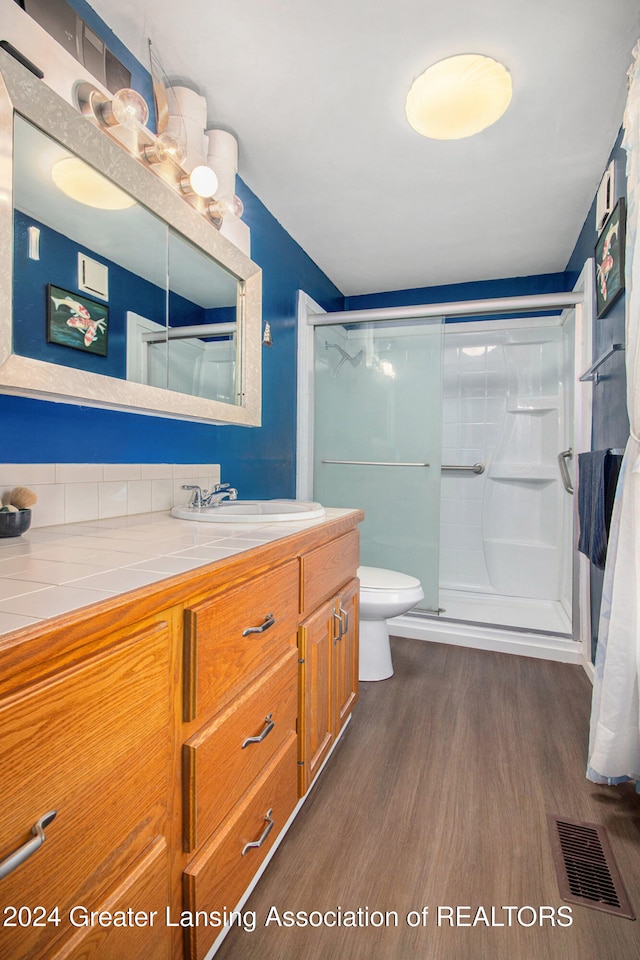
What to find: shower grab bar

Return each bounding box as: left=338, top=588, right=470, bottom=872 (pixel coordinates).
left=322, top=460, right=430, bottom=467
left=558, top=448, right=574, bottom=495
left=441, top=463, right=485, bottom=474
left=578, top=343, right=624, bottom=384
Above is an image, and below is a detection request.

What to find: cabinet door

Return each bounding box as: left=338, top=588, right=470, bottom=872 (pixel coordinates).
left=298, top=597, right=337, bottom=794
left=47, top=838, right=171, bottom=960
left=0, top=618, right=174, bottom=960
left=334, top=578, right=359, bottom=732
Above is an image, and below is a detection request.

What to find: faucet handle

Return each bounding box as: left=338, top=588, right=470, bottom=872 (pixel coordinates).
left=181, top=484, right=202, bottom=508
left=213, top=482, right=230, bottom=493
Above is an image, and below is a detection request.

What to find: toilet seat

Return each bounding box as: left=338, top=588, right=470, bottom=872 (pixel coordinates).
left=358, top=565, right=421, bottom=592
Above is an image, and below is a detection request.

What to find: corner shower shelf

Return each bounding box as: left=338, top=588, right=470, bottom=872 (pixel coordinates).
left=506, top=396, right=560, bottom=413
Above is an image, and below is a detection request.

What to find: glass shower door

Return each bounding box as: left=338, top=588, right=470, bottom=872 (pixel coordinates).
left=313, top=319, right=443, bottom=612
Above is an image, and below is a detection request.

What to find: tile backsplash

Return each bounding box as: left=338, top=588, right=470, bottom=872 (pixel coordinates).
left=0, top=464, right=221, bottom=528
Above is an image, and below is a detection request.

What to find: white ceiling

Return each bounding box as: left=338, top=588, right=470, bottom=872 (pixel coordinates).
left=88, top=0, right=640, bottom=297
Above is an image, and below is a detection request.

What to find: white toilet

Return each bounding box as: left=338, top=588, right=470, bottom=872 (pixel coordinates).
left=358, top=566, right=424, bottom=681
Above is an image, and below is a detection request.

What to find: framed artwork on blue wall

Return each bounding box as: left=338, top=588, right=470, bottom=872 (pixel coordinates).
left=595, top=198, right=625, bottom=319
left=47, top=284, right=109, bottom=356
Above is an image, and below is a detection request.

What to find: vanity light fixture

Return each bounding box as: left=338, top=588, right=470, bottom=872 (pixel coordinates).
left=141, top=131, right=186, bottom=165
left=179, top=164, right=219, bottom=199
left=77, top=83, right=149, bottom=131
left=207, top=194, right=244, bottom=222
left=405, top=54, right=512, bottom=139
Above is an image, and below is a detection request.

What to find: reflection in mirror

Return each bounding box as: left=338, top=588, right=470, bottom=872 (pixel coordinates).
left=12, top=115, right=242, bottom=405
left=165, top=231, right=240, bottom=404
left=12, top=115, right=168, bottom=381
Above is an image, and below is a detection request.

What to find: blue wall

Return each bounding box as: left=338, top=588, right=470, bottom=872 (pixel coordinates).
left=346, top=272, right=572, bottom=319
left=566, top=133, right=629, bottom=656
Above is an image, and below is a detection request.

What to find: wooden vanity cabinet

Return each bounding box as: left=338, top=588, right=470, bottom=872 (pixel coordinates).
left=0, top=510, right=362, bottom=960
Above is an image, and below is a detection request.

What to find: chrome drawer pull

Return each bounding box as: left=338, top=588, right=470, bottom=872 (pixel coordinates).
left=340, top=605, right=349, bottom=635
left=241, top=808, right=274, bottom=856
left=242, top=613, right=275, bottom=636
left=242, top=713, right=275, bottom=748
left=0, top=810, right=57, bottom=881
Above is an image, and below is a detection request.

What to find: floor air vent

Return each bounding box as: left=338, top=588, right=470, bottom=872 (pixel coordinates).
left=548, top=815, right=635, bottom=919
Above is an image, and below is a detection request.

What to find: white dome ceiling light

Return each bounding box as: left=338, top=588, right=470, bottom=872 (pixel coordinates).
left=405, top=54, right=512, bottom=140
left=51, top=157, right=136, bottom=210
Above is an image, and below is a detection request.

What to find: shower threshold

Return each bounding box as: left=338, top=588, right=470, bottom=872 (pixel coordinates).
left=421, top=587, right=572, bottom=636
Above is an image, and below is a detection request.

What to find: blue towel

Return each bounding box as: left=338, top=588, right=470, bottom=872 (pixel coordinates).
left=577, top=451, right=623, bottom=569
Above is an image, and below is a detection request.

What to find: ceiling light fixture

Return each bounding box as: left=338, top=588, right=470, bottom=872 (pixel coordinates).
left=405, top=54, right=512, bottom=140
left=51, top=156, right=136, bottom=210
left=179, top=164, right=219, bottom=199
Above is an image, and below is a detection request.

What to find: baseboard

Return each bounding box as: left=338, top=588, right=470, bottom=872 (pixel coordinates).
left=388, top=613, right=583, bottom=663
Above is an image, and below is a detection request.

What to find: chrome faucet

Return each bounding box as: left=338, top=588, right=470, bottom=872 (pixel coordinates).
left=181, top=483, right=238, bottom=509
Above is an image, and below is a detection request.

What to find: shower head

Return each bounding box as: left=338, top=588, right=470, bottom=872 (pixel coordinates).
left=324, top=341, right=364, bottom=378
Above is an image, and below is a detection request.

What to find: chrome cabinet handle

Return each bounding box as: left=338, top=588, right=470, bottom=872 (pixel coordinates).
left=0, top=810, right=57, bottom=881
left=340, top=604, right=349, bottom=636
left=242, top=613, right=275, bottom=636
left=333, top=609, right=343, bottom=644
left=242, top=713, right=275, bottom=748
left=558, top=448, right=574, bottom=495
left=242, top=809, right=274, bottom=855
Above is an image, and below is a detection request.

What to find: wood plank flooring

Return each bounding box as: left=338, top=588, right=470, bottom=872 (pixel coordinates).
left=215, top=638, right=640, bottom=960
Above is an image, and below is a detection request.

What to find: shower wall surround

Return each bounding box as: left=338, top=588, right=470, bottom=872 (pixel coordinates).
left=440, top=316, right=573, bottom=618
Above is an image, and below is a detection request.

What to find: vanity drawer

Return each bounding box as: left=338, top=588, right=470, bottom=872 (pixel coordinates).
left=183, top=734, right=298, bottom=960
left=183, top=648, right=298, bottom=851
left=184, top=560, right=299, bottom=722
left=300, top=529, right=360, bottom=615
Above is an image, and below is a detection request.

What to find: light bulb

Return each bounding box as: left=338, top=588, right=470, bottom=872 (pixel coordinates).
left=98, top=88, right=149, bottom=130
left=142, top=132, right=186, bottom=164
left=208, top=194, right=244, bottom=221
left=180, top=165, right=219, bottom=199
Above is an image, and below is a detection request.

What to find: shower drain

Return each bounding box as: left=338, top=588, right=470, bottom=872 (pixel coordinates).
left=548, top=815, right=635, bottom=919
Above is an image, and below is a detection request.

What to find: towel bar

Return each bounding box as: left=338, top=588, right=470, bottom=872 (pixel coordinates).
left=579, top=343, right=624, bottom=384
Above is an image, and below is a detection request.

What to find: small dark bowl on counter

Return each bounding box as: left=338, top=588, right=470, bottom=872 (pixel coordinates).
left=0, top=508, right=32, bottom=538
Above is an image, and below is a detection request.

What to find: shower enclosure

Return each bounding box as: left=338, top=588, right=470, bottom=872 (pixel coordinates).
left=300, top=288, right=588, bottom=650
left=313, top=319, right=443, bottom=613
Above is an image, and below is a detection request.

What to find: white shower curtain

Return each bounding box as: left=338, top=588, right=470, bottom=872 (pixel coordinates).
left=587, top=42, right=640, bottom=787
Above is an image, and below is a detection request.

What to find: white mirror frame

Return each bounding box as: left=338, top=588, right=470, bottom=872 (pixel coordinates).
left=0, top=50, right=262, bottom=425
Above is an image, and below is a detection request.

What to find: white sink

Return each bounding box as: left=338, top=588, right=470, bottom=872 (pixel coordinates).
left=171, top=499, right=326, bottom=523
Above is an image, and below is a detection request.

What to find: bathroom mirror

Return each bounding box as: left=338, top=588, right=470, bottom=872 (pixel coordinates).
left=0, top=49, right=261, bottom=424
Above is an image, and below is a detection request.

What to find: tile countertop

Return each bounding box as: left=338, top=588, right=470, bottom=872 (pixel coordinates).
left=0, top=507, right=355, bottom=638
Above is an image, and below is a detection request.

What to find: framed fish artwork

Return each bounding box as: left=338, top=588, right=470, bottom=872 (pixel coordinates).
left=595, top=198, right=625, bottom=319
left=47, top=284, right=109, bottom=356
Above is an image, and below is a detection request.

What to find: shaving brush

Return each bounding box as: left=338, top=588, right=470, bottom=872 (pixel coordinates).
left=9, top=486, right=38, bottom=510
